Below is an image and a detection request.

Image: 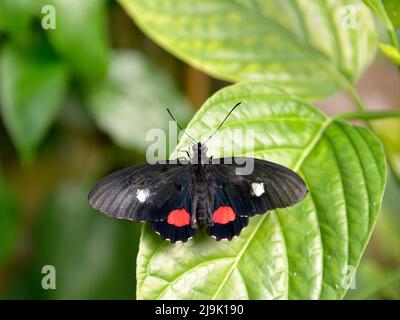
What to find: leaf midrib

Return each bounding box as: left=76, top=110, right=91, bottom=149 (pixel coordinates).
left=155, top=257, right=236, bottom=299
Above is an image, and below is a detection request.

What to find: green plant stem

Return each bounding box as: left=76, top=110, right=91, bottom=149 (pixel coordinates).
left=343, top=83, right=400, bottom=187
left=388, top=28, right=400, bottom=73
left=336, top=110, right=400, bottom=120
left=389, top=29, right=399, bottom=52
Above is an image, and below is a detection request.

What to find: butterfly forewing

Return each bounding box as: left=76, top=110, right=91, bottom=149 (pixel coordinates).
left=209, top=157, right=308, bottom=217
left=88, top=161, right=194, bottom=222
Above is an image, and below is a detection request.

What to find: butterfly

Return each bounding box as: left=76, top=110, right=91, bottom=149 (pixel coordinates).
left=88, top=103, right=308, bottom=243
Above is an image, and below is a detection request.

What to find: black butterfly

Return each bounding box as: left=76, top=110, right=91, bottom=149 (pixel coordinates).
left=88, top=103, right=308, bottom=243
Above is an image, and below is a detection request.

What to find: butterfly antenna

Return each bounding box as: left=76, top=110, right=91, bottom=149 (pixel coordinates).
left=203, top=102, right=241, bottom=144
left=166, top=108, right=197, bottom=143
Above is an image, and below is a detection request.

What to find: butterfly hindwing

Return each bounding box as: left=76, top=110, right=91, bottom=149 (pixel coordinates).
left=207, top=216, right=249, bottom=241
left=152, top=220, right=196, bottom=243
left=199, top=177, right=245, bottom=240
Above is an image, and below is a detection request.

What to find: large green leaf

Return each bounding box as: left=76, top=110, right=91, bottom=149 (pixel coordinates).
left=119, top=0, right=377, bottom=100
left=136, top=82, right=386, bottom=300
left=44, top=0, right=110, bottom=80
left=87, top=50, right=191, bottom=152
left=0, top=44, right=68, bottom=163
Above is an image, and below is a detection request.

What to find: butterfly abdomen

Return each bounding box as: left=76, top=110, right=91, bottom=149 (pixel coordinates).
left=195, top=193, right=208, bottom=227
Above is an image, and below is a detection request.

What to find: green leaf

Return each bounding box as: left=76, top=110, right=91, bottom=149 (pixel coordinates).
left=0, top=44, right=68, bottom=164
left=363, top=0, right=396, bottom=31
left=44, top=0, right=110, bottom=80
left=119, top=0, right=377, bottom=100
left=0, top=0, right=35, bottom=39
left=364, top=0, right=400, bottom=57
left=379, top=43, right=400, bottom=65
left=87, top=50, right=191, bottom=152
left=136, top=82, right=386, bottom=300
left=382, top=0, right=400, bottom=29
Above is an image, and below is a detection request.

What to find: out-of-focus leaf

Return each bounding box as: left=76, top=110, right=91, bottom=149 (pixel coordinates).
left=382, top=0, right=400, bottom=29
left=0, top=44, right=68, bottom=164
left=379, top=43, right=400, bottom=65
left=8, top=183, right=141, bottom=299
left=87, top=50, right=191, bottom=152
left=119, top=0, right=377, bottom=100
left=374, top=120, right=400, bottom=181
left=0, top=0, right=35, bottom=40
left=0, top=172, right=18, bottom=266
left=364, top=0, right=400, bottom=67
left=364, top=0, right=396, bottom=31
left=369, top=171, right=400, bottom=262
left=345, top=179, right=400, bottom=300
left=346, top=261, right=400, bottom=299
left=137, top=82, right=386, bottom=300
left=44, top=0, right=110, bottom=80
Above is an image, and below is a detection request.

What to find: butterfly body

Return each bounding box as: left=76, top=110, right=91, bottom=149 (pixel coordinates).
left=88, top=142, right=308, bottom=243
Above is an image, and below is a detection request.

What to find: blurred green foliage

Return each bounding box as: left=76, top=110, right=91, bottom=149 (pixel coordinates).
left=382, top=0, right=400, bottom=28
left=87, top=50, right=191, bottom=152
left=7, top=183, right=141, bottom=299
left=0, top=169, right=18, bottom=265
left=0, top=42, right=68, bottom=163
left=364, top=0, right=400, bottom=65
left=44, top=0, right=110, bottom=81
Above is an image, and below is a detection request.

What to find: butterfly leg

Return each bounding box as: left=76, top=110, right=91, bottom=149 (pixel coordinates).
left=177, top=149, right=191, bottom=159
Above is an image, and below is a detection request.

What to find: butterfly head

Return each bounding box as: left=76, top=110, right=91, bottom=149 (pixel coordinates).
left=194, top=142, right=207, bottom=153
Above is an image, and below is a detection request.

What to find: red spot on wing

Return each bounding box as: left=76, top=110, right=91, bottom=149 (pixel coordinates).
left=213, top=206, right=236, bottom=224
left=167, top=209, right=190, bottom=227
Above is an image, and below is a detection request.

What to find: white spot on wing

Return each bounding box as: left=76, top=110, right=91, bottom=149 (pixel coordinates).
left=136, top=189, right=149, bottom=202
left=251, top=182, right=265, bottom=197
